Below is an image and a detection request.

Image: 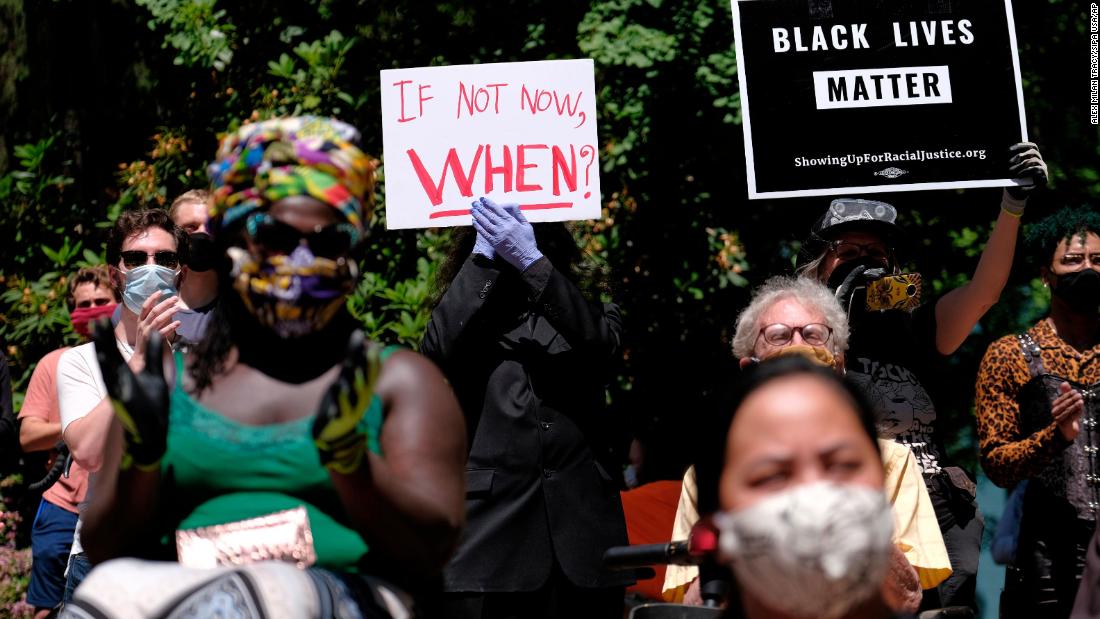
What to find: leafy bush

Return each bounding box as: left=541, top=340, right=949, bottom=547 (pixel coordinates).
left=1, top=0, right=1097, bottom=475
left=0, top=475, right=33, bottom=617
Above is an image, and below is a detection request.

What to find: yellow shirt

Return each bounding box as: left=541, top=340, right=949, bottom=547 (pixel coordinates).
left=661, top=439, right=951, bottom=601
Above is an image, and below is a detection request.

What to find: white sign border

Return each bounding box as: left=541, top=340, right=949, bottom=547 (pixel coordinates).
left=730, top=0, right=1030, bottom=200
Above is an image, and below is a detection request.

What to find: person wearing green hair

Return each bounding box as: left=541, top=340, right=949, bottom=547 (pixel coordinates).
left=976, top=206, right=1100, bottom=618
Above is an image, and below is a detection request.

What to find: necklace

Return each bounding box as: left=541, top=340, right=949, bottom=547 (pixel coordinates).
left=115, top=336, right=136, bottom=360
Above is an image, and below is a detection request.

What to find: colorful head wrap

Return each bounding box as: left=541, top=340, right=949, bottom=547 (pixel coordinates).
left=207, top=116, right=374, bottom=240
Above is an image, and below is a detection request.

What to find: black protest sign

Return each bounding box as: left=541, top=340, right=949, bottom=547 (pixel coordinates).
left=731, top=0, right=1028, bottom=199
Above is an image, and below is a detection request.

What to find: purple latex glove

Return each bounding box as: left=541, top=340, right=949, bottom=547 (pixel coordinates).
left=470, top=200, right=495, bottom=258
left=471, top=197, right=543, bottom=272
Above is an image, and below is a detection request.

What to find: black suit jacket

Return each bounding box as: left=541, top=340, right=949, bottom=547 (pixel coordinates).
left=422, top=254, right=631, bottom=592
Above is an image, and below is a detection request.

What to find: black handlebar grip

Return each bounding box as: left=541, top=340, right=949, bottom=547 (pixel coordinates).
left=603, top=541, right=691, bottom=570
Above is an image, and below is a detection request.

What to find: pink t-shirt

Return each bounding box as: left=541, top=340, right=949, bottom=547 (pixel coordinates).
left=18, top=347, right=88, bottom=513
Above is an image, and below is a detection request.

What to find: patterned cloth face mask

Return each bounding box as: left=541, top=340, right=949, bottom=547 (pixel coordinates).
left=715, top=482, right=894, bottom=619
left=759, top=343, right=837, bottom=369
left=228, top=245, right=357, bottom=339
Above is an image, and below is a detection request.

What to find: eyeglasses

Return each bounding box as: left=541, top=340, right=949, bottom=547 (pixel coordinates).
left=757, top=323, right=833, bottom=347
left=828, top=240, right=891, bottom=262
left=246, top=212, right=359, bottom=259
left=119, top=250, right=180, bottom=269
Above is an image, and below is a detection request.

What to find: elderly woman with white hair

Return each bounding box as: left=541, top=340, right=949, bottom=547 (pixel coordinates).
left=729, top=275, right=850, bottom=372
left=662, top=276, right=950, bottom=613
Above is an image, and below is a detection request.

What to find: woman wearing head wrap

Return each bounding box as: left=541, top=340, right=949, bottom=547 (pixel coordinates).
left=65, top=117, right=467, bottom=619
left=976, top=207, right=1100, bottom=618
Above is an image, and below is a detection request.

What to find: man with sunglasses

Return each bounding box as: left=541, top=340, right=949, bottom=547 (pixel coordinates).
left=664, top=276, right=949, bottom=614
left=793, top=143, right=1047, bottom=612
left=54, top=209, right=187, bottom=595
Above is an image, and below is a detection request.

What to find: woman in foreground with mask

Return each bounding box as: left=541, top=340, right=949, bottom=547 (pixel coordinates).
left=715, top=356, right=910, bottom=619
left=65, top=117, right=467, bottom=619
left=976, top=207, right=1100, bottom=618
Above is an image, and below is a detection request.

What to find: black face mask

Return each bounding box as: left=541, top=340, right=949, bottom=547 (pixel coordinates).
left=1052, top=269, right=1100, bottom=313
left=187, top=232, right=218, bottom=272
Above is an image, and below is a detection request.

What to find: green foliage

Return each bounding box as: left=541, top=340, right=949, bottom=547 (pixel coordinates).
left=266, top=29, right=360, bottom=115
left=0, top=135, right=75, bottom=270
left=349, top=255, right=439, bottom=346
left=1, top=0, right=1097, bottom=476
left=0, top=473, right=33, bottom=617
left=137, top=0, right=235, bottom=70
left=0, top=130, right=92, bottom=401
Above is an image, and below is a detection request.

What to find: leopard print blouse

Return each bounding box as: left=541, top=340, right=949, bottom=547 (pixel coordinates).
left=976, top=319, right=1100, bottom=489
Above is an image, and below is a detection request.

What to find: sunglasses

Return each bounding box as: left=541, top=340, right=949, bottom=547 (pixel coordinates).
left=120, top=250, right=180, bottom=269
left=828, top=240, right=891, bottom=262
left=246, top=212, right=359, bottom=259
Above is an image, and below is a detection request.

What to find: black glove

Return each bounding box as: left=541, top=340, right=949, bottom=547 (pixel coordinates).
left=1005, top=142, right=1048, bottom=202
left=312, top=330, right=382, bottom=475
left=92, top=319, right=170, bottom=471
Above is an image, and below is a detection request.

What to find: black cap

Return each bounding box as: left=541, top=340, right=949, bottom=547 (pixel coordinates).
left=810, top=198, right=903, bottom=242
left=799, top=198, right=905, bottom=269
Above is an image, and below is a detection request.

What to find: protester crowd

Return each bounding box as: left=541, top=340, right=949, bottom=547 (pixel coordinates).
left=0, top=111, right=1096, bottom=619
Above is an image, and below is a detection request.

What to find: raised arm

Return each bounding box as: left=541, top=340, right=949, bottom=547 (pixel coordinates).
left=933, top=204, right=1020, bottom=354
left=520, top=257, right=622, bottom=359
left=315, top=340, right=466, bottom=584
left=79, top=325, right=171, bottom=563
left=420, top=253, right=502, bottom=366
left=934, top=143, right=1046, bottom=354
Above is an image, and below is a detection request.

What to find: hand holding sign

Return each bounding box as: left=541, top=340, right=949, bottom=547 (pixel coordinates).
left=471, top=197, right=543, bottom=272
left=731, top=0, right=1029, bottom=198
left=381, top=60, right=601, bottom=229
left=471, top=200, right=496, bottom=259
left=1005, top=142, right=1048, bottom=201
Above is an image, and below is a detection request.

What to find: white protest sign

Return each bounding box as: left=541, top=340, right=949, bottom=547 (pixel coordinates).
left=380, top=59, right=601, bottom=229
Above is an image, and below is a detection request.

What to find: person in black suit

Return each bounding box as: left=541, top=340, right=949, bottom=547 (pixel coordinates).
left=422, top=197, right=631, bottom=618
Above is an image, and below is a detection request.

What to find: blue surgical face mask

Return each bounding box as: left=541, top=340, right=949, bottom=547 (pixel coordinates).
left=122, top=264, right=178, bottom=314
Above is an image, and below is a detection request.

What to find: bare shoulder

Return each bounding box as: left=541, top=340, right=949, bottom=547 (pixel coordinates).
left=376, top=348, right=445, bottom=393
left=374, top=347, right=466, bottom=456
left=376, top=348, right=460, bottom=420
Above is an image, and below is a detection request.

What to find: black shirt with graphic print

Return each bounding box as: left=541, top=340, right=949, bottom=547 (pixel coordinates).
left=845, top=301, right=949, bottom=475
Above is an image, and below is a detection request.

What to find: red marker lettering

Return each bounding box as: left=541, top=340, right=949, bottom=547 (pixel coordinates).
left=394, top=81, right=432, bottom=123
left=516, top=144, right=548, bottom=192
left=457, top=82, right=509, bottom=118
left=406, top=146, right=484, bottom=206
left=417, top=84, right=433, bottom=118
left=550, top=145, right=577, bottom=196
left=483, top=145, right=513, bottom=193
left=394, top=80, right=415, bottom=123
left=553, top=91, right=581, bottom=118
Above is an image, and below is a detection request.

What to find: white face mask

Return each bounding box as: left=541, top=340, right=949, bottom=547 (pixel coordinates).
left=122, top=264, right=178, bottom=314
left=715, top=482, right=894, bottom=619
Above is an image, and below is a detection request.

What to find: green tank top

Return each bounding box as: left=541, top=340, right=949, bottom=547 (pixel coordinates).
left=161, top=350, right=390, bottom=570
